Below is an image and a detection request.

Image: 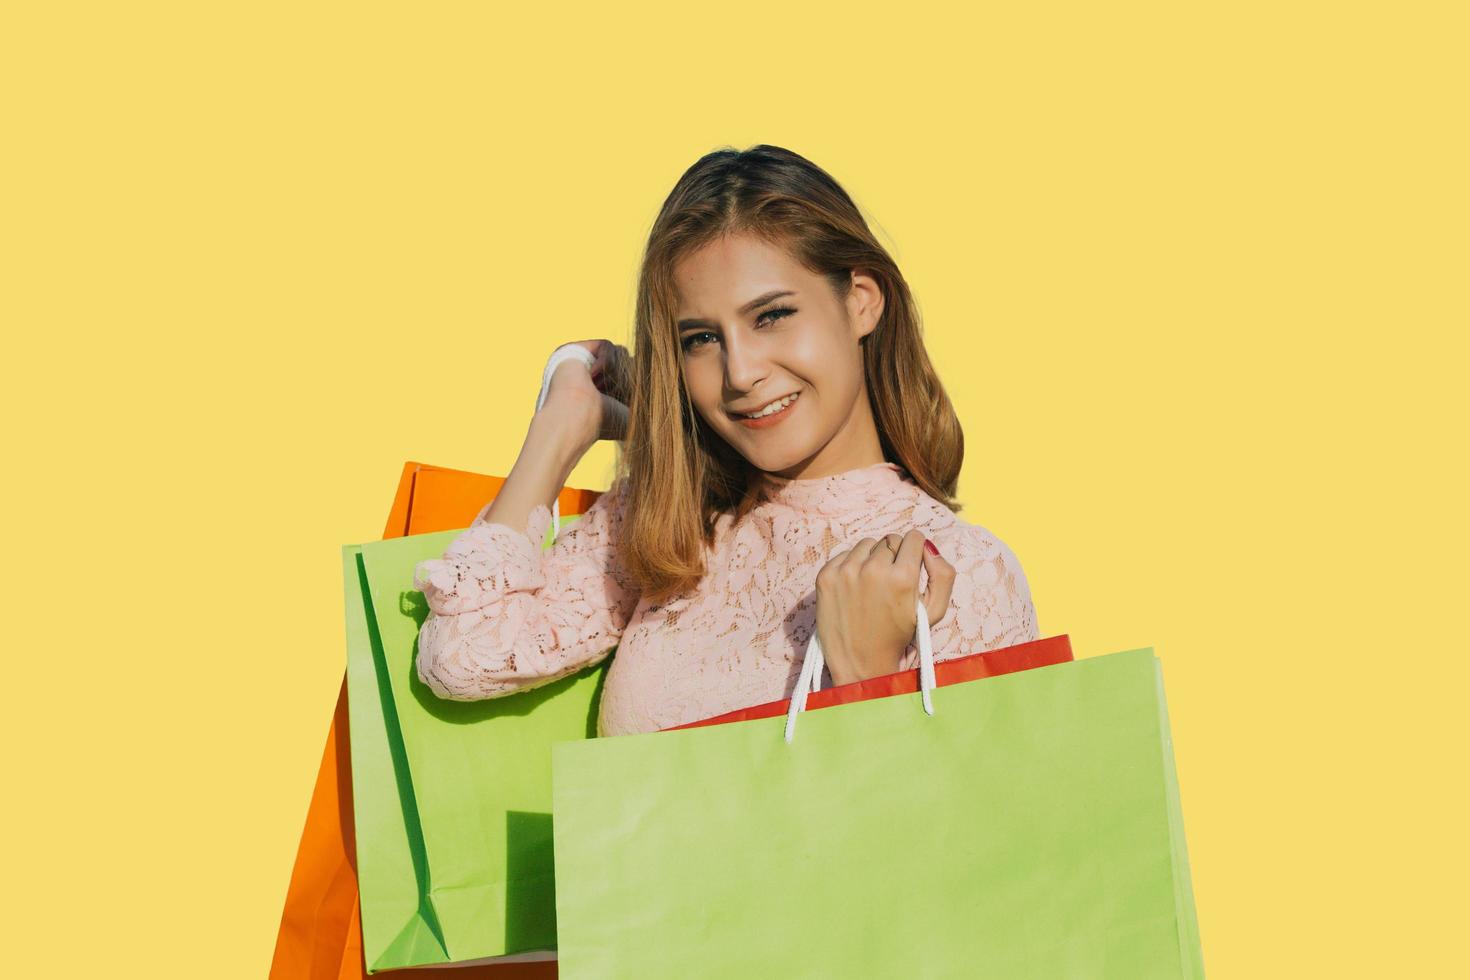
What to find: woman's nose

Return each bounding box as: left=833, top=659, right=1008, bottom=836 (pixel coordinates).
left=722, top=330, right=770, bottom=392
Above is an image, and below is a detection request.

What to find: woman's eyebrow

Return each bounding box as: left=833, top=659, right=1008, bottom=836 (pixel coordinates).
left=677, top=290, right=796, bottom=330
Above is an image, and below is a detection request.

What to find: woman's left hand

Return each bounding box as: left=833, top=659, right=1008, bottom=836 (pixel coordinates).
left=814, top=530, right=956, bottom=686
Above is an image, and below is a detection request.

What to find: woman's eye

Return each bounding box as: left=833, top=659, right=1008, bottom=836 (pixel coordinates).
left=681, top=331, right=717, bottom=353
left=681, top=309, right=793, bottom=353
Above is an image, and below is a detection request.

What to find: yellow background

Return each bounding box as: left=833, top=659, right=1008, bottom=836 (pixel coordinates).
left=3, top=2, right=1464, bottom=976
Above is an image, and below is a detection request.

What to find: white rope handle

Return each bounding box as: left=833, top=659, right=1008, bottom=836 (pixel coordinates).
left=534, top=343, right=597, bottom=538
left=783, top=597, right=935, bottom=743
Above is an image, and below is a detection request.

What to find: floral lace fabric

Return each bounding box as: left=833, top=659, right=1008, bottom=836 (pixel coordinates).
left=412, top=462, right=1039, bottom=736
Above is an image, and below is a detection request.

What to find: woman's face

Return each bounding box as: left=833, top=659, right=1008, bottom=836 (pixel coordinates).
left=673, top=232, right=886, bottom=481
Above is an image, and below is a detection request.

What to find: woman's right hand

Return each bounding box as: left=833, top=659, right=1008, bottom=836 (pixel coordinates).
left=539, top=339, right=632, bottom=448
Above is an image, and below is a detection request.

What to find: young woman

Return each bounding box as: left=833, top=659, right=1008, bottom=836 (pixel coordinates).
left=412, top=144, right=1039, bottom=736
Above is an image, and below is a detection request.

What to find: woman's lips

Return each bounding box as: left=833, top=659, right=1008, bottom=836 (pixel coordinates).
left=733, top=391, right=800, bottom=429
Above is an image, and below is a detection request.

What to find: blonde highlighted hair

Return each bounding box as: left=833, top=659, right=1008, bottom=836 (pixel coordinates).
left=610, top=144, right=966, bottom=603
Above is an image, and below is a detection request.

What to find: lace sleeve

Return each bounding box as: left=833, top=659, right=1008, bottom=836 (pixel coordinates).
left=900, top=526, right=1039, bottom=670
left=411, top=477, right=641, bottom=701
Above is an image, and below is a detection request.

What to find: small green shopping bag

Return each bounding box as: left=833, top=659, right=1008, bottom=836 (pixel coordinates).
left=343, top=515, right=607, bottom=973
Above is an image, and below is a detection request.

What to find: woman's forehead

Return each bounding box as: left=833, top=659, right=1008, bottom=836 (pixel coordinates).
left=672, top=238, right=811, bottom=316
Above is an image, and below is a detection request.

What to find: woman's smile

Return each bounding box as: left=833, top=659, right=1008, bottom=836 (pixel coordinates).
left=732, top=390, right=801, bottom=428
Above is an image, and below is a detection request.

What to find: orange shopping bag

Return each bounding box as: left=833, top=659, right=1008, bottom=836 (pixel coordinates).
left=268, top=462, right=601, bottom=980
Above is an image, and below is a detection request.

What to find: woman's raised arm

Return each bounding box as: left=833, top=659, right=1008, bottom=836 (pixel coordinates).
left=411, top=339, right=639, bottom=700
left=476, top=338, right=631, bottom=538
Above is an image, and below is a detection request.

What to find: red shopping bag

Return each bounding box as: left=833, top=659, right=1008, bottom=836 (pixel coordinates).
left=666, top=633, right=1074, bottom=732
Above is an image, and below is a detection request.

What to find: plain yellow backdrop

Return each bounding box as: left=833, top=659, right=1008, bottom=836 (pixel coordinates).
left=3, top=2, right=1465, bottom=977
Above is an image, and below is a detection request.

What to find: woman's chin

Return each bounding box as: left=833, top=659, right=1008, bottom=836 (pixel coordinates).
left=735, top=440, right=815, bottom=477
left=713, top=415, right=820, bottom=474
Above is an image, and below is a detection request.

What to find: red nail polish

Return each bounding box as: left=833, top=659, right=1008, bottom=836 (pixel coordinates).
left=924, top=538, right=939, bottom=556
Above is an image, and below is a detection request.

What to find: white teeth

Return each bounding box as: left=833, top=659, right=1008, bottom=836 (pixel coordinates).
left=741, top=392, right=799, bottom=418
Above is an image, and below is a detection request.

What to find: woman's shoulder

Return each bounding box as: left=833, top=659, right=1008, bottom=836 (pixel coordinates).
left=909, top=489, right=1038, bottom=643
left=908, top=489, right=1029, bottom=579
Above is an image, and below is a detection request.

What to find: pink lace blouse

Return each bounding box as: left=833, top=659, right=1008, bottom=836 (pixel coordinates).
left=412, top=461, right=1039, bottom=736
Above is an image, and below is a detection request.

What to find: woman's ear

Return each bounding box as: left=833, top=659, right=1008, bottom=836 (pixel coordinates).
left=847, top=268, right=885, bottom=340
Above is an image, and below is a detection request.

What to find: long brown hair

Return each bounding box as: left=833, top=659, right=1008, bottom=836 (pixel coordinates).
left=612, top=144, right=965, bottom=603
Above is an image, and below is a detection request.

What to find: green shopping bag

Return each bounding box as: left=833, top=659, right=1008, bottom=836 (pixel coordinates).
left=551, top=647, right=1206, bottom=979
left=343, top=515, right=607, bottom=973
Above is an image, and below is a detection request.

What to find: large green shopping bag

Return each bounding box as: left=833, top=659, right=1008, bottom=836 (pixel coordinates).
left=343, top=516, right=609, bottom=973
left=551, top=646, right=1205, bottom=979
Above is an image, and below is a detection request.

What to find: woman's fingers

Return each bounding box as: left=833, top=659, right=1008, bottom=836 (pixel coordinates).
left=842, top=538, right=879, bottom=569
left=866, top=530, right=934, bottom=632
left=839, top=530, right=953, bottom=629
left=593, top=342, right=632, bottom=402
left=856, top=533, right=902, bottom=566
left=890, top=529, right=926, bottom=567
left=598, top=391, right=630, bottom=442
left=918, top=537, right=956, bottom=626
